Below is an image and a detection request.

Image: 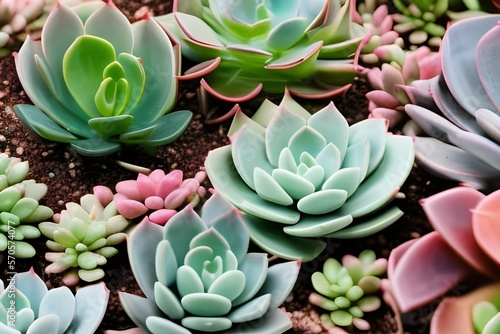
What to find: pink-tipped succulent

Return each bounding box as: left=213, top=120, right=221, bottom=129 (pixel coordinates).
left=366, top=45, right=440, bottom=127
left=94, top=169, right=207, bottom=226
left=388, top=186, right=500, bottom=334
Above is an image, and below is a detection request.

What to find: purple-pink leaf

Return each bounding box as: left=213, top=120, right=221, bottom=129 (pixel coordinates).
left=115, top=198, right=148, bottom=219
left=477, top=22, right=500, bottom=113
left=366, top=91, right=401, bottom=109
left=421, top=187, right=499, bottom=278
left=148, top=209, right=177, bottom=226
left=93, top=185, right=114, bottom=207
left=115, top=180, right=141, bottom=201
left=144, top=196, right=164, bottom=210
left=156, top=170, right=183, bottom=198
left=164, top=188, right=190, bottom=210
left=390, top=232, right=471, bottom=313
left=472, top=189, right=500, bottom=266
left=148, top=169, right=166, bottom=183
left=136, top=173, right=157, bottom=199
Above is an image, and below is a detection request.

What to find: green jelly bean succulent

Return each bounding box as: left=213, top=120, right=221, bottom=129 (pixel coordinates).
left=39, top=193, right=129, bottom=286
left=13, top=0, right=192, bottom=156
left=0, top=268, right=108, bottom=334
left=119, top=192, right=300, bottom=334
left=473, top=298, right=500, bottom=333
left=310, top=250, right=387, bottom=331
left=0, top=153, right=53, bottom=259
left=205, top=91, right=414, bottom=261
left=156, top=0, right=366, bottom=102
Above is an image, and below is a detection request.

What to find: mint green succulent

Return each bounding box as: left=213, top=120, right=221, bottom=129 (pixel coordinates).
left=310, top=250, right=387, bottom=331
left=205, top=92, right=414, bottom=261
left=119, top=193, right=300, bottom=334
left=156, top=0, right=365, bottom=102
left=39, top=193, right=129, bottom=286
left=473, top=298, right=500, bottom=333
left=0, top=153, right=53, bottom=259
left=13, top=1, right=192, bottom=156
left=0, top=268, right=108, bottom=334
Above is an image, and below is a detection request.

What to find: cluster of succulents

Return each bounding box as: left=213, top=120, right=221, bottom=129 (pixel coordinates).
left=310, top=250, right=387, bottom=330
left=0, top=0, right=43, bottom=49
left=156, top=0, right=366, bottom=102
left=205, top=91, right=414, bottom=261
left=403, top=15, right=500, bottom=190
left=120, top=192, right=300, bottom=333
left=0, top=153, right=53, bottom=258
left=0, top=268, right=108, bottom=334
left=39, top=193, right=129, bottom=286
left=94, top=168, right=207, bottom=226
left=13, top=0, right=192, bottom=156
left=388, top=186, right=500, bottom=333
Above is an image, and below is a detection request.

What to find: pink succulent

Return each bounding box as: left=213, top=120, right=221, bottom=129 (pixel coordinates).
left=387, top=187, right=500, bottom=333
left=94, top=169, right=207, bottom=226
left=366, top=45, right=441, bottom=127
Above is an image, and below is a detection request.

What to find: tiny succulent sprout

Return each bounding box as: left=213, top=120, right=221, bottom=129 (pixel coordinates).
left=388, top=187, right=500, bottom=327
left=0, top=268, right=109, bottom=334
left=205, top=91, right=414, bottom=261
left=0, top=153, right=53, bottom=258
left=156, top=0, right=366, bottom=103
left=310, top=250, right=386, bottom=331
left=403, top=15, right=500, bottom=189
left=119, top=192, right=300, bottom=334
left=13, top=0, right=192, bottom=156
left=366, top=45, right=441, bottom=127
left=39, top=193, right=130, bottom=286
left=94, top=169, right=207, bottom=226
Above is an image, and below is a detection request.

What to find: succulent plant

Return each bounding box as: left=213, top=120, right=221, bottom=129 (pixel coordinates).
left=0, top=153, right=53, bottom=258
left=403, top=15, right=500, bottom=190
left=366, top=45, right=440, bottom=127
left=0, top=268, right=108, bottom=334
left=472, top=299, right=500, bottom=333
left=39, top=193, right=130, bottom=286
left=13, top=0, right=192, bottom=156
left=119, top=192, right=300, bottom=333
left=0, top=0, right=43, bottom=37
left=156, top=0, right=366, bottom=102
left=205, top=91, right=414, bottom=261
left=310, top=250, right=387, bottom=331
left=94, top=169, right=207, bottom=226
left=387, top=186, right=500, bottom=328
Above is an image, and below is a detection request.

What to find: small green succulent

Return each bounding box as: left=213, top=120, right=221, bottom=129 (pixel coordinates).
left=39, top=193, right=129, bottom=285
left=157, top=0, right=366, bottom=102
left=0, top=268, right=108, bottom=334
left=0, top=153, right=53, bottom=258
left=14, top=1, right=192, bottom=156
left=310, top=250, right=387, bottom=331
left=473, top=298, right=500, bottom=333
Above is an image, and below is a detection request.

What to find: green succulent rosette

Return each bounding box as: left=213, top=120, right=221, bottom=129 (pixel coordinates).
left=14, top=1, right=191, bottom=156
left=156, top=0, right=365, bottom=102
left=120, top=193, right=300, bottom=334
left=205, top=92, right=414, bottom=261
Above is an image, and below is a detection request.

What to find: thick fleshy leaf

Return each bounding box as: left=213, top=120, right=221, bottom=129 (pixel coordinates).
left=38, top=287, right=76, bottom=333
left=430, top=283, right=500, bottom=334
left=232, top=253, right=268, bottom=306
left=390, top=232, right=472, bottom=312
left=297, top=189, right=348, bottom=215
left=348, top=118, right=387, bottom=176
left=256, top=261, right=300, bottom=308
left=155, top=240, right=178, bottom=287
left=25, top=315, right=59, bottom=334
left=288, top=126, right=327, bottom=163
left=147, top=315, right=192, bottom=334
left=271, top=168, right=315, bottom=200
left=421, top=187, right=500, bottom=278
left=211, top=210, right=249, bottom=264
left=228, top=294, right=272, bottom=323
left=476, top=21, right=500, bottom=113
left=176, top=265, right=205, bottom=297
left=208, top=270, right=246, bottom=301
left=88, top=115, right=134, bottom=138
left=266, top=17, right=308, bottom=51
left=138, top=110, right=193, bottom=146
left=13, top=270, right=48, bottom=318
left=205, top=146, right=300, bottom=225
left=224, top=307, right=292, bottom=334
left=181, top=293, right=232, bottom=316
left=322, top=167, right=361, bottom=196
left=181, top=316, right=232, bottom=332
left=441, top=15, right=500, bottom=114
left=119, top=293, right=164, bottom=333
left=476, top=108, right=500, bottom=144
left=70, top=139, right=121, bottom=157
left=128, top=219, right=164, bottom=300
left=65, top=282, right=109, bottom=334
left=473, top=189, right=500, bottom=266
left=154, top=282, right=184, bottom=320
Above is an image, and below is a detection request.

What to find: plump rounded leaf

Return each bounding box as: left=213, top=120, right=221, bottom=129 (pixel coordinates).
left=154, top=282, right=184, bottom=320
left=181, top=293, right=232, bottom=316
left=38, top=287, right=76, bottom=333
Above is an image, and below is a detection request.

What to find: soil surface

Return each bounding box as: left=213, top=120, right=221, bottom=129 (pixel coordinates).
left=0, top=1, right=462, bottom=333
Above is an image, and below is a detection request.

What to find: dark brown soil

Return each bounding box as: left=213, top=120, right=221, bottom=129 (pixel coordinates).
left=0, top=1, right=461, bottom=333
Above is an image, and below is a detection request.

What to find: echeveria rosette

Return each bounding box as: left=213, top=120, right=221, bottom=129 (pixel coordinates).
left=94, top=169, right=207, bottom=226
left=13, top=1, right=192, bottom=156
left=0, top=268, right=108, bottom=334
left=156, top=0, right=366, bottom=102
left=403, top=15, right=500, bottom=190
left=309, top=250, right=387, bottom=331
left=39, top=193, right=130, bottom=286
left=119, top=192, right=300, bottom=334
left=0, top=153, right=53, bottom=258
left=205, top=92, right=414, bottom=261
left=388, top=187, right=500, bottom=334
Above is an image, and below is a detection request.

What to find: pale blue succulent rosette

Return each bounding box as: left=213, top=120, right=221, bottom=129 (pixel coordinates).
left=156, top=0, right=365, bottom=101
left=120, top=193, right=300, bottom=334
left=0, top=268, right=108, bottom=334
left=205, top=92, right=415, bottom=261
left=404, top=15, right=500, bottom=190
left=13, top=1, right=192, bottom=156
